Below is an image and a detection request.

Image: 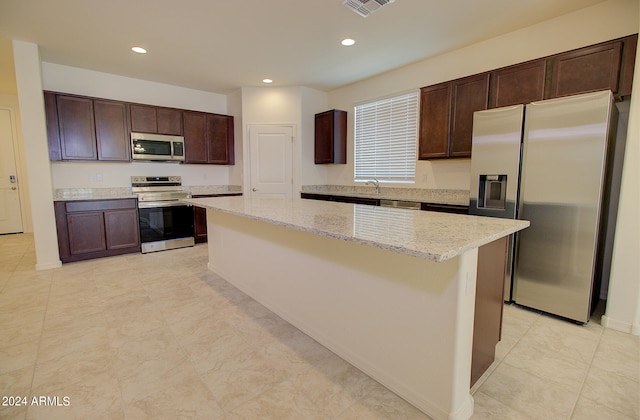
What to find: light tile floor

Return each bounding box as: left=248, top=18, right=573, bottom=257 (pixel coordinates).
left=0, top=233, right=638, bottom=419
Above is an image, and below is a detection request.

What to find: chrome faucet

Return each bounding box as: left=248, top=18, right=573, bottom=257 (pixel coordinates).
left=365, top=178, right=380, bottom=194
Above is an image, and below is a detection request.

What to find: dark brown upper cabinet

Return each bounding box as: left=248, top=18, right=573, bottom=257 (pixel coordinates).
left=130, top=103, right=183, bottom=135
left=419, top=73, right=489, bottom=160
left=44, top=91, right=62, bottom=161
left=449, top=73, right=490, bottom=158
left=183, top=111, right=235, bottom=165
left=55, top=94, right=97, bottom=161
left=417, top=34, right=636, bottom=160
left=490, top=59, right=547, bottom=108
left=315, top=109, right=347, bottom=164
left=548, top=41, right=623, bottom=99
left=45, top=92, right=131, bottom=162
left=94, top=99, right=131, bottom=161
left=618, top=34, right=638, bottom=97
left=419, top=83, right=451, bottom=160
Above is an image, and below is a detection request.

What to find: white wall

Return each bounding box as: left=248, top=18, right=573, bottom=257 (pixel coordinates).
left=42, top=63, right=233, bottom=189
left=239, top=86, right=328, bottom=194
left=603, top=5, right=640, bottom=335
left=227, top=89, right=243, bottom=186
left=328, top=0, right=639, bottom=190
left=300, top=87, right=329, bottom=186
left=12, top=41, right=61, bottom=269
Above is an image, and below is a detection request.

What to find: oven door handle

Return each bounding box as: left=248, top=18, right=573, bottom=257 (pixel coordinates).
left=138, top=201, right=192, bottom=209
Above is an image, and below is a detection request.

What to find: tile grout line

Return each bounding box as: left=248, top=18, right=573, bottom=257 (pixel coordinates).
left=567, top=321, right=605, bottom=419
left=24, top=248, right=53, bottom=420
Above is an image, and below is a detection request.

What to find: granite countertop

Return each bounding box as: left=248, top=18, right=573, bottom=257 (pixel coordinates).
left=301, top=185, right=470, bottom=206
left=53, top=185, right=242, bottom=201
left=184, top=196, right=528, bottom=263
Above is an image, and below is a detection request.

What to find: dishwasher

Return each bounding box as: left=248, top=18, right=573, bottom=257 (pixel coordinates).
left=379, top=199, right=421, bottom=210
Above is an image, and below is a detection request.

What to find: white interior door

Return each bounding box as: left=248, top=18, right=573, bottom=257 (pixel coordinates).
left=0, top=108, right=24, bottom=234
left=249, top=125, right=294, bottom=198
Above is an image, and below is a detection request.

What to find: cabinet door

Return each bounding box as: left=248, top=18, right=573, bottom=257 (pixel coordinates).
left=549, top=41, right=622, bottom=98
left=206, top=114, right=235, bottom=165
left=450, top=73, right=490, bottom=158
left=57, top=95, right=97, bottom=160
left=314, top=110, right=346, bottom=164
left=130, top=104, right=157, bottom=133
left=490, top=60, right=546, bottom=108
left=44, top=92, right=62, bottom=161
left=66, top=212, right=106, bottom=255
left=618, top=34, right=637, bottom=97
left=194, top=206, right=208, bottom=243
left=104, top=208, right=140, bottom=250
left=94, top=100, right=130, bottom=161
left=156, top=108, right=183, bottom=135
left=183, top=111, right=208, bottom=163
left=418, top=83, right=451, bottom=159
left=315, top=111, right=334, bottom=164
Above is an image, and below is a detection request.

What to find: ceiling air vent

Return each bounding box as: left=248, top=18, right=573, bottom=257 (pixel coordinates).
left=342, top=0, right=395, bottom=18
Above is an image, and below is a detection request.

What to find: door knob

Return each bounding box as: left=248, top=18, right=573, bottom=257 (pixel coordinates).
left=252, top=188, right=258, bottom=192
left=11, top=187, right=16, bottom=190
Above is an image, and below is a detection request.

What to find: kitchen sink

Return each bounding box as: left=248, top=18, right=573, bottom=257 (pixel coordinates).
left=379, top=199, right=421, bottom=210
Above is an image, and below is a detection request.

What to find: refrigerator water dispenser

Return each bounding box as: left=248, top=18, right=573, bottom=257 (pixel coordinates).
left=478, top=175, right=507, bottom=210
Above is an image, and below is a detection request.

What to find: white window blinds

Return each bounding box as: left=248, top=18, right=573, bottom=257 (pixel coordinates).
left=354, top=91, right=418, bottom=183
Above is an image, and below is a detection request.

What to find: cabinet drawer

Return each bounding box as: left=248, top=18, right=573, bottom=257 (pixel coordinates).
left=65, top=198, right=137, bottom=213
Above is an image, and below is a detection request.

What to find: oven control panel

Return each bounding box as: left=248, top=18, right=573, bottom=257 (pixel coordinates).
left=131, top=176, right=182, bottom=187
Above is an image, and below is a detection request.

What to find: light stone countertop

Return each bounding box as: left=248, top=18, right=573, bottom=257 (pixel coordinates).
left=53, top=185, right=242, bottom=201
left=301, top=185, right=470, bottom=206
left=184, top=196, right=528, bottom=263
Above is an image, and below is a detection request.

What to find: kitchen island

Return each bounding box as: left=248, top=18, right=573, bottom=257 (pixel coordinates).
left=184, top=196, right=528, bottom=420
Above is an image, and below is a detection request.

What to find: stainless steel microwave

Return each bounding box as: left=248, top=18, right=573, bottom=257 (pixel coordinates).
left=131, top=132, right=185, bottom=162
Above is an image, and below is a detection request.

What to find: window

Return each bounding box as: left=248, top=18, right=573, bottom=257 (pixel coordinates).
left=354, top=91, right=419, bottom=183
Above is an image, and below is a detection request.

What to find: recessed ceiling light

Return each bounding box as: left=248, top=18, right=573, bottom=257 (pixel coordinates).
left=341, top=38, right=356, bottom=47
left=262, top=79, right=273, bottom=84
left=131, top=46, right=147, bottom=54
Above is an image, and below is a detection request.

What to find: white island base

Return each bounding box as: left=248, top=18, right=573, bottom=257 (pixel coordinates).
left=206, top=209, right=479, bottom=420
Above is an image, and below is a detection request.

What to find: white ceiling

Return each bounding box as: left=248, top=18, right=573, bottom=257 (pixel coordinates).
left=0, top=0, right=608, bottom=94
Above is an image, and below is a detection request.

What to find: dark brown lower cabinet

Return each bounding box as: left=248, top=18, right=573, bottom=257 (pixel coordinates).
left=194, top=205, right=208, bottom=244
left=192, top=194, right=243, bottom=243
left=472, top=236, right=508, bottom=387
left=55, top=198, right=140, bottom=263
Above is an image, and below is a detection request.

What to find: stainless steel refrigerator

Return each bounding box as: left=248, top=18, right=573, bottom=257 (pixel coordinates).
left=469, top=90, right=622, bottom=323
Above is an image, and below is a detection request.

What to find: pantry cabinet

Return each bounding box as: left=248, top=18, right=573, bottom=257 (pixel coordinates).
left=55, top=198, right=140, bottom=263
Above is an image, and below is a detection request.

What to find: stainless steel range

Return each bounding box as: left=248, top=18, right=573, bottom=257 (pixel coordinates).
left=131, top=176, right=194, bottom=253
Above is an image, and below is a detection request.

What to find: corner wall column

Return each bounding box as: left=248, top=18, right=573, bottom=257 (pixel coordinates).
left=12, top=40, right=61, bottom=270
